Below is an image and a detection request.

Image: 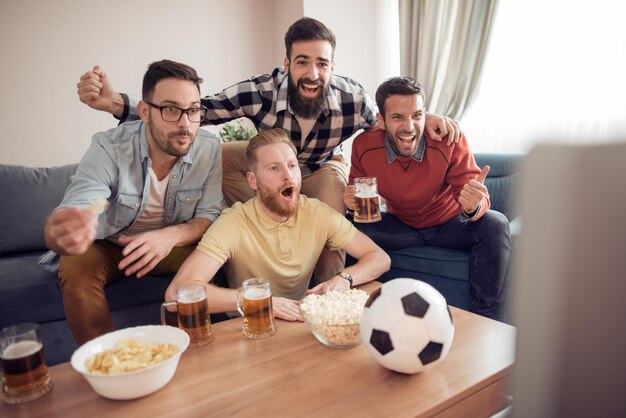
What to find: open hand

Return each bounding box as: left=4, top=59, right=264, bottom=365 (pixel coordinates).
left=116, top=229, right=177, bottom=278
left=272, top=297, right=303, bottom=321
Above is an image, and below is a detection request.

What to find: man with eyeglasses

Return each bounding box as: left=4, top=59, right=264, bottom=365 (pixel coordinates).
left=75, top=17, right=459, bottom=286
left=40, top=60, right=222, bottom=345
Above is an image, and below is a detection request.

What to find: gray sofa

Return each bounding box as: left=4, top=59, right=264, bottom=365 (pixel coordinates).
left=0, top=164, right=180, bottom=366
left=0, top=153, right=522, bottom=366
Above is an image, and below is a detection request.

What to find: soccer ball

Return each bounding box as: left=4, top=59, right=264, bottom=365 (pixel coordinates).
left=360, top=278, right=454, bottom=374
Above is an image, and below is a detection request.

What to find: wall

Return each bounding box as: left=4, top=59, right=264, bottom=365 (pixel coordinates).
left=304, top=0, right=400, bottom=98
left=0, top=0, right=399, bottom=167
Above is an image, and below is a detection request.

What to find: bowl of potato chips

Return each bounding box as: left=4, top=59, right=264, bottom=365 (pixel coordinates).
left=70, top=325, right=189, bottom=400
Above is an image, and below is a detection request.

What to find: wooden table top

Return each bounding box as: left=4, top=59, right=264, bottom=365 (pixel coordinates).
left=1, top=283, right=516, bottom=417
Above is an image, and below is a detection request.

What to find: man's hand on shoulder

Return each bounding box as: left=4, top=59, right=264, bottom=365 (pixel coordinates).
left=76, top=65, right=124, bottom=117
left=425, top=112, right=460, bottom=145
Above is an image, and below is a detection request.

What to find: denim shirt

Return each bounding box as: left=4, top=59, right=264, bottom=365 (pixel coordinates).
left=39, top=120, right=223, bottom=272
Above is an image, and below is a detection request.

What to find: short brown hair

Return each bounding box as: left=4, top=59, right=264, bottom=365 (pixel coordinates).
left=142, top=59, right=203, bottom=101
left=375, top=77, right=426, bottom=117
left=246, top=128, right=297, bottom=171
left=284, top=17, right=336, bottom=60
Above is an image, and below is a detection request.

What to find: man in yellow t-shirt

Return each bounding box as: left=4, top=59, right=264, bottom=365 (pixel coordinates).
left=165, top=128, right=390, bottom=321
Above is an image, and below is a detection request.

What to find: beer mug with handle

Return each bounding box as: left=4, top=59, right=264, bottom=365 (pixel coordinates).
left=161, top=284, right=214, bottom=348
left=236, top=278, right=276, bottom=339
left=0, top=323, right=52, bottom=404
left=354, top=177, right=382, bottom=223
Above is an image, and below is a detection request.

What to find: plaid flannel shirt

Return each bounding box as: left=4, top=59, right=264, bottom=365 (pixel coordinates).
left=122, top=67, right=378, bottom=175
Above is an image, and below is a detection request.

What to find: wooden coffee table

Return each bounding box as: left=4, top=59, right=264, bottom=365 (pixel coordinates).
left=1, top=283, right=515, bottom=417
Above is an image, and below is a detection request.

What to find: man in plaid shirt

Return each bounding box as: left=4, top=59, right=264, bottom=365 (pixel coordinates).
left=76, top=17, right=459, bottom=284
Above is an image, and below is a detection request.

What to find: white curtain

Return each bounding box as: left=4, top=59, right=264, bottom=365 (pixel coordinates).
left=399, top=0, right=499, bottom=120
left=461, top=0, right=626, bottom=153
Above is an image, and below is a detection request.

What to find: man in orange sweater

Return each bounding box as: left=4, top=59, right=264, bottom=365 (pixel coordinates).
left=343, top=77, right=510, bottom=321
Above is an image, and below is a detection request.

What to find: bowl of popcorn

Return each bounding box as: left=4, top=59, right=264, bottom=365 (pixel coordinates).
left=299, top=289, right=369, bottom=348
left=70, top=325, right=189, bottom=400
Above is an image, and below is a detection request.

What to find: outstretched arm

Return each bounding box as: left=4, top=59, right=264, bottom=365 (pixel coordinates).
left=44, top=207, right=97, bottom=255
left=309, top=230, right=390, bottom=293
left=165, top=250, right=304, bottom=321
left=165, top=250, right=236, bottom=311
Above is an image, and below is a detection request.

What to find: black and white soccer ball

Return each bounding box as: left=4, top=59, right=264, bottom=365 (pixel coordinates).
left=360, top=278, right=454, bottom=374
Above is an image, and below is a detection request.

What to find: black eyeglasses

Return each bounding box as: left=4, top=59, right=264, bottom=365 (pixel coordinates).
left=146, top=102, right=207, bottom=123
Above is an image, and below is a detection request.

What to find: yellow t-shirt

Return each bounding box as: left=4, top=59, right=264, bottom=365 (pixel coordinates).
left=196, top=195, right=357, bottom=300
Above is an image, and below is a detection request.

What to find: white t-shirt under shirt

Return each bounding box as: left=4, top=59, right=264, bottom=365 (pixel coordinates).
left=108, top=167, right=169, bottom=245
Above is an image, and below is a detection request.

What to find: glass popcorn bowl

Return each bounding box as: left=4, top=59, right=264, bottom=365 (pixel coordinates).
left=301, top=316, right=362, bottom=348
left=299, top=289, right=368, bottom=349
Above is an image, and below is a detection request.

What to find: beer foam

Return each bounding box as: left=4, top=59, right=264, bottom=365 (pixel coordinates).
left=177, top=292, right=205, bottom=303
left=244, top=287, right=270, bottom=300
left=1, top=340, right=42, bottom=360
left=355, top=191, right=379, bottom=198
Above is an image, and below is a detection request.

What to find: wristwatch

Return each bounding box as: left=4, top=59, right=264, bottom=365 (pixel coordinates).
left=337, top=271, right=353, bottom=287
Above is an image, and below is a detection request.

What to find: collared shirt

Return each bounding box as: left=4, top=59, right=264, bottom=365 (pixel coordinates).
left=120, top=67, right=378, bottom=176
left=39, top=120, right=223, bottom=271
left=196, top=195, right=357, bottom=300
left=384, top=133, right=427, bottom=164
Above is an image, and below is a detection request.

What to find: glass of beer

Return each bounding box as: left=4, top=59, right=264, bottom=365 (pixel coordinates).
left=161, top=284, right=214, bottom=348
left=0, top=323, right=52, bottom=404
left=236, top=278, right=276, bottom=339
left=353, top=177, right=382, bottom=223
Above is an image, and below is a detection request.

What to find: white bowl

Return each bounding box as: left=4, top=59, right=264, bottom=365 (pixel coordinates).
left=70, top=325, right=189, bottom=400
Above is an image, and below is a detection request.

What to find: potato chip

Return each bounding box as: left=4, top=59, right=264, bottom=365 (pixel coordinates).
left=87, top=199, right=109, bottom=214
left=85, top=338, right=179, bottom=374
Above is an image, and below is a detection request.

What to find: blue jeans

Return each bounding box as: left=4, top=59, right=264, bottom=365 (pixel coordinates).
left=353, top=211, right=511, bottom=321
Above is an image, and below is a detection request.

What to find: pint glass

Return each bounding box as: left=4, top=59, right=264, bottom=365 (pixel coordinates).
left=161, top=285, right=214, bottom=348
left=236, top=278, right=276, bottom=339
left=353, top=177, right=382, bottom=223
left=0, top=323, right=52, bottom=404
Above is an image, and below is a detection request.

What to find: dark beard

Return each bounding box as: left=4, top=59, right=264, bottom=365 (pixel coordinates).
left=147, top=116, right=192, bottom=157
left=258, top=183, right=299, bottom=219
left=287, top=74, right=328, bottom=119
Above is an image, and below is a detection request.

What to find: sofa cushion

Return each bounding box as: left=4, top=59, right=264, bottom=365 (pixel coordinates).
left=0, top=252, right=174, bottom=328
left=0, top=164, right=77, bottom=255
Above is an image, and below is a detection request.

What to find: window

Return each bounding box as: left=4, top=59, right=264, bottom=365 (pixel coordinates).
left=461, top=0, right=626, bottom=153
